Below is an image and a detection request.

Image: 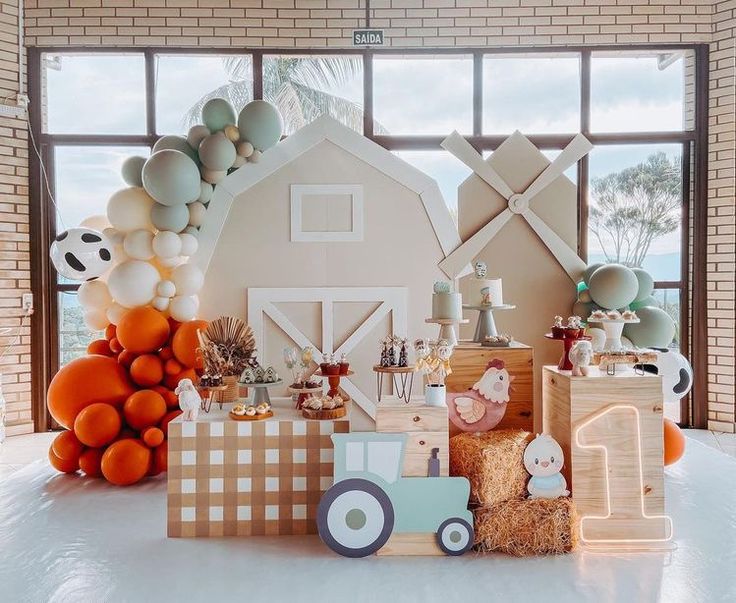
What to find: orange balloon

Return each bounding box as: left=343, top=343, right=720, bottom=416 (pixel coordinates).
left=117, top=350, right=137, bottom=368
left=115, top=428, right=138, bottom=442
left=73, top=402, right=121, bottom=447
left=109, top=337, right=123, bottom=354
left=101, top=439, right=151, bottom=486
left=164, top=358, right=182, bottom=376
left=168, top=318, right=181, bottom=335
left=49, top=446, right=79, bottom=473
left=116, top=307, right=170, bottom=354
left=105, top=324, right=116, bottom=341
left=153, top=386, right=179, bottom=409
left=164, top=367, right=197, bottom=391
left=171, top=319, right=207, bottom=369
left=664, top=418, right=686, bottom=466
left=142, top=426, right=165, bottom=448
left=130, top=354, right=164, bottom=387
left=123, top=390, right=167, bottom=430
left=153, top=441, right=168, bottom=475
left=52, top=430, right=83, bottom=462
left=79, top=447, right=105, bottom=477
left=87, top=339, right=113, bottom=356
left=47, top=355, right=136, bottom=429
left=158, top=346, right=173, bottom=361
left=160, top=409, right=183, bottom=437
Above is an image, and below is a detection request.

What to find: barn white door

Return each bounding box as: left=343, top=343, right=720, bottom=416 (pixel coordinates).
left=247, top=287, right=408, bottom=419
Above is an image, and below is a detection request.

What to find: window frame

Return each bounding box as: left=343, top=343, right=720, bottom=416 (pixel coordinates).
left=27, top=45, right=709, bottom=430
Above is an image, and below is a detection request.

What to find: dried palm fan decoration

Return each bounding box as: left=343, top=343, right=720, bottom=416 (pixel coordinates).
left=197, top=316, right=257, bottom=377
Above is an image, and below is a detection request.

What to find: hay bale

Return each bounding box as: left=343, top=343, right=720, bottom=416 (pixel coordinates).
left=474, top=497, right=579, bottom=557
left=449, top=430, right=531, bottom=506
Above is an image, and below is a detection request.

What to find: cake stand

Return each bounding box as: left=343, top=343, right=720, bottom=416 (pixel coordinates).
left=240, top=379, right=283, bottom=406
left=314, top=370, right=354, bottom=401
left=545, top=333, right=592, bottom=371
left=463, top=303, right=516, bottom=342
left=287, top=383, right=324, bottom=409
left=425, top=317, right=469, bottom=347
left=588, top=316, right=640, bottom=352
left=373, top=365, right=416, bottom=403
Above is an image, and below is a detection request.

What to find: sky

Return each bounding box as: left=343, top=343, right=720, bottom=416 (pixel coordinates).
left=44, top=50, right=689, bottom=281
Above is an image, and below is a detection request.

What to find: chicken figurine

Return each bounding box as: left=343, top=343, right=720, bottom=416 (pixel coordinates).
left=523, top=434, right=570, bottom=499
left=446, top=358, right=514, bottom=433
left=175, top=378, right=202, bottom=421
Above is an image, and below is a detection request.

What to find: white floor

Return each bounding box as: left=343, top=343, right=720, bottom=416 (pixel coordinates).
left=1, top=431, right=735, bottom=603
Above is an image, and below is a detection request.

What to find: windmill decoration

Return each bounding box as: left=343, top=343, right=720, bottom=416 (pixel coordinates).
left=439, top=131, right=593, bottom=282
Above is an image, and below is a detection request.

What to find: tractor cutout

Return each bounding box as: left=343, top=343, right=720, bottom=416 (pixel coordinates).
left=317, top=433, right=474, bottom=558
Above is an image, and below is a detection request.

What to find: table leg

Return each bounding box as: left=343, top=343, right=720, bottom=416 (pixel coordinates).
left=376, top=372, right=383, bottom=403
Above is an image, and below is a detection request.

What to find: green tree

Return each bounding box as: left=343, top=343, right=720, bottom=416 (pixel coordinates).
left=589, top=152, right=681, bottom=267
left=184, top=56, right=370, bottom=134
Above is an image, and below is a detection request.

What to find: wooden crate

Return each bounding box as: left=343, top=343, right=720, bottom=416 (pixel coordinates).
left=542, top=366, right=668, bottom=547
left=445, top=342, right=534, bottom=434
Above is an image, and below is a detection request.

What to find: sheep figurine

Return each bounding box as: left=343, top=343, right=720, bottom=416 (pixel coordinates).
left=569, top=340, right=593, bottom=377
left=175, top=378, right=202, bottom=421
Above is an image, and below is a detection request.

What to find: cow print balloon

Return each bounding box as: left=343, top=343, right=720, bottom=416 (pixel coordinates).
left=50, top=227, right=113, bottom=281
left=635, top=347, right=693, bottom=405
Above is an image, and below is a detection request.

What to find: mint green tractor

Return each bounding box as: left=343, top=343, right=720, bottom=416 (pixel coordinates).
left=317, top=432, right=474, bottom=557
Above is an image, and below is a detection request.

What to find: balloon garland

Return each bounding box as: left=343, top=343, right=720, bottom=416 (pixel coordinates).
left=46, top=99, right=283, bottom=485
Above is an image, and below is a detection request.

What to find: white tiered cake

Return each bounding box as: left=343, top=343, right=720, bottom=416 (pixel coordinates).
left=431, top=281, right=462, bottom=320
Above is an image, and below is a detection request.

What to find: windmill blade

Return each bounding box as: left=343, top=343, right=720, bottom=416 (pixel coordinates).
left=522, top=209, right=587, bottom=283
left=439, top=208, right=514, bottom=278
left=517, top=133, right=593, bottom=206
left=441, top=131, right=515, bottom=200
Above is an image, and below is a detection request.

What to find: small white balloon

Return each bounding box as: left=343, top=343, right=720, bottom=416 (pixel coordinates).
left=78, top=280, right=112, bottom=310
left=169, top=295, right=198, bottom=322
left=198, top=180, right=213, bottom=204
left=179, top=233, right=199, bottom=257
left=107, top=260, right=160, bottom=308
left=123, top=229, right=155, bottom=260
left=80, top=214, right=111, bottom=232
left=587, top=327, right=606, bottom=352
left=171, top=263, right=204, bottom=296
left=201, top=167, right=227, bottom=184
left=237, top=141, right=254, bottom=158
left=249, top=150, right=262, bottom=163
left=157, top=280, right=176, bottom=298
left=183, top=226, right=199, bottom=236
left=187, top=202, right=207, bottom=227
left=152, top=230, right=182, bottom=259
left=83, top=308, right=110, bottom=331
left=106, top=302, right=127, bottom=325
left=232, top=155, right=246, bottom=169
left=103, top=227, right=124, bottom=246
left=187, top=125, right=211, bottom=150
left=152, top=296, right=170, bottom=312
left=106, top=187, right=155, bottom=233
left=157, top=255, right=183, bottom=269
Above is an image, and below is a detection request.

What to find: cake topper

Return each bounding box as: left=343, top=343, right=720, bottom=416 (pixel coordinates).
left=433, top=280, right=451, bottom=294
left=474, top=261, right=487, bottom=279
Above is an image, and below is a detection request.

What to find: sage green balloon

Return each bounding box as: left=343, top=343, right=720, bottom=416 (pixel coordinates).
left=238, top=100, right=283, bottom=151
left=583, top=263, right=604, bottom=286
left=153, top=135, right=199, bottom=164
left=588, top=263, right=639, bottom=310
left=121, top=156, right=146, bottom=187
left=142, top=150, right=201, bottom=207
left=202, top=98, right=236, bottom=133
left=630, top=295, right=658, bottom=311
left=631, top=267, right=655, bottom=303
left=198, top=132, right=236, bottom=171
left=151, top=202, right=189, bottom=233
left=623, top=306, right=676, bottom=348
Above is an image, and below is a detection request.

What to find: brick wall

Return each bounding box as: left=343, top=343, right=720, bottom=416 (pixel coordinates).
left=0, top=0, right=732, bottom=433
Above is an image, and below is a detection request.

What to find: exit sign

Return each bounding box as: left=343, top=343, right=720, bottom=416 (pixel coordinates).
left=353, top=29, right=384, bottom=46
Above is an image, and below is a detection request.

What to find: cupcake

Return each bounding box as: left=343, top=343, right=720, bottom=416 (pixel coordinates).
left=551, top=315, right=565, bottom=338
left=232, top=403, right=246, bottom=416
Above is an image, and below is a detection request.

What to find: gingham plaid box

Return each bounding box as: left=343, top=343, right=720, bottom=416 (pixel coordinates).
left=167, top=412, right=349, bottom=538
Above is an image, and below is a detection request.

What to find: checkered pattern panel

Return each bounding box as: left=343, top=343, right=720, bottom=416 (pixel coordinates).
left=167, top=417, right=349, bottom=538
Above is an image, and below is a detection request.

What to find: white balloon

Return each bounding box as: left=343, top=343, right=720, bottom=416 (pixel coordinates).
left=183, top=226, right=199, bottom=236
left=198, top=180, right=213, bottom=204
left=123, top=229, right=155, bottom=260
left=103, top=227, right=124, bottom=246
left=78, top=280, right=112, bottom=311
left=157, top=280, right=176, bottom=298
left=107, top=260, right=160, bottom=308
left=80, top=214, right=111, bottom=231
left=49, top=228, right=114, bottom=281
left=171, top=263, right=204, bottom=296
left=232, top=155, right=246, bottom=169
left=249, top=150, right=262, bottom=163
left=621, top=336, right=634, bottom=349
left=152, top=230, right=182, bottom=259
left=106, top=187, right=155, bottom=233
left=152, top=296, right=170, bottom=312
left=169, top=295, right=198, bottom=322
left=106, top=302, right=127, bottom=325
left=179, top=233, right=199, bottom=257
left=83, top=308, right=109, bottom=331
left=187, top=202, right=207, bottom=227
left=587, top=327, right=606, bottom=352
left=187, top=125, right=210, bottom=150
left=201, top=167, right=227, bottom=184
left=237, top=141, right=254, bottom=158
left=157, top=256, right=183, bottom=269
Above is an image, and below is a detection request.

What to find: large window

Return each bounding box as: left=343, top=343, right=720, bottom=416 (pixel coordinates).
left=31, top=47, right=705, bottom=428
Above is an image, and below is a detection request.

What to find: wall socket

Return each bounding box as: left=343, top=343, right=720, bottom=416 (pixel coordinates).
left=22, top=293, right=33, bottom=314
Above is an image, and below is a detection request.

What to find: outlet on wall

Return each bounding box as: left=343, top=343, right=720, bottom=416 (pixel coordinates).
left=22, top=293, right=33, bottom=315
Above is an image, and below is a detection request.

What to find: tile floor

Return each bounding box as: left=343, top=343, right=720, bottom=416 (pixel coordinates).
left=1, top=429, right=734, bottom=483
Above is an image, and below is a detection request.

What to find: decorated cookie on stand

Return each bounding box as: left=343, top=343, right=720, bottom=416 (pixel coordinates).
left=301, top=393, right=347, bottom=420
left=373, top=336, right=416, bottom=403
left=285, top=346, right=322, bottom=409
left=463, top=262, right=516, bottom=343
left=446, top=359, right=513, bottom=433
left=524, top=434, right=570, bottom=499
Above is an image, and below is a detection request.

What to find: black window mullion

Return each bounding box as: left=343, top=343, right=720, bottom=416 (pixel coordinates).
left=145, top=49, right=156, bottom=136
left=364, top=50, right=373, bottom=139
left=473, top=52, right=482, bottom=136
left=253, top=51, right=263, bottom=101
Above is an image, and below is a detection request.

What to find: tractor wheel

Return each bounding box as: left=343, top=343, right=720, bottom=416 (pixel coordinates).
left=317, top=478, right=394, bottom=558
left=436, top=517, right=474, bottom=556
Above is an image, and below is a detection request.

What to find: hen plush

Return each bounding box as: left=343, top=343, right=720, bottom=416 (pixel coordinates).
left=447, top=359, right=514, bottom=433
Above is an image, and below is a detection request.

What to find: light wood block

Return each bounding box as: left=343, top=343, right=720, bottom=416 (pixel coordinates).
left=542, top=366, right=668, bottom=546
left=376, top=533, right=443, bottom=556
left=445, top=342, right=534, bottom=433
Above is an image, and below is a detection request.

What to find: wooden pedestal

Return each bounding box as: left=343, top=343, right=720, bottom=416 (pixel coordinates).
left=542, top=366, right=669, bottom=548
left=445, top=342, right=534, bottom=433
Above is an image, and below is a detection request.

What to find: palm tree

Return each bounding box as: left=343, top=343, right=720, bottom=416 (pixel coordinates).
left=183, top=56, right=370, bottom=134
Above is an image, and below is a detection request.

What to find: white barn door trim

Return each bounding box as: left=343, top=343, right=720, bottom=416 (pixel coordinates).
left=247, top=287, right=409, bottom=419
